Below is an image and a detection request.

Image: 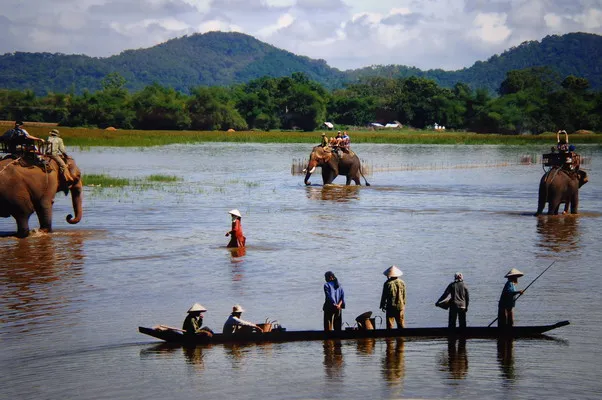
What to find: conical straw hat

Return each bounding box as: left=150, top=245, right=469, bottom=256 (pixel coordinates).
left=229, top=209, right=242, bottom=218
left=187, top=303, right=207, bottom=313
left=504, top=268, right=524, bottom=278
left=383, top=265, right=403, bottom=277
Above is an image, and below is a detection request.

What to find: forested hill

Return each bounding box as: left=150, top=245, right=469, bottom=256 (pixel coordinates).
left=0, top=31, right=600, bottom=95
left=348, top=33, right=602, bottom=92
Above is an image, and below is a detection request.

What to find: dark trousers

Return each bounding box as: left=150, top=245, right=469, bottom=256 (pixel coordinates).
left=324, top=309, right=342, bottom=331
left=448, top=305, right=467, bottom=328
left=498, top=306, right=514, bottom=328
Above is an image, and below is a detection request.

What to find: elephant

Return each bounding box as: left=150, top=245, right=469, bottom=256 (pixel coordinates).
left=535, top=167, right=588, bottom=216
left=0, top=155, right=83, bottom=237
left=304, top=146, right=370, bottom=186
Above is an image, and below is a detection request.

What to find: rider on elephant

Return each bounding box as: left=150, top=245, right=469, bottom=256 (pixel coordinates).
left=1, top=121, right=44, bottom=155
left=46, top=129, right=74, bottom=184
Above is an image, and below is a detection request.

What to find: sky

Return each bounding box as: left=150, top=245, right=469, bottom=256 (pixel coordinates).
left=1, top=0, right=601, bottom=71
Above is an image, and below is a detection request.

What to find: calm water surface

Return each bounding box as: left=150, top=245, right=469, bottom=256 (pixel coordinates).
left=1, top=143, right=602, bottom=399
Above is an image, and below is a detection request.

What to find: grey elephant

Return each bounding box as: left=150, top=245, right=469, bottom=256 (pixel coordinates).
left=0, top=156, right=83, bottom=237
left=304, top=146, right=370, bottom=186
left=535, top=168, right=588, bottom=216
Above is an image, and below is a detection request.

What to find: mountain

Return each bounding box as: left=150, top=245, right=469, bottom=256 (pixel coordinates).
left=0, top=31, right=600, bottom=95
left=348, top=33, right=602, bottom=92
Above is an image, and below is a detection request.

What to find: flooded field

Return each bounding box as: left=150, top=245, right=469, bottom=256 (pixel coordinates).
left=2, top=143, right=602, bottom=399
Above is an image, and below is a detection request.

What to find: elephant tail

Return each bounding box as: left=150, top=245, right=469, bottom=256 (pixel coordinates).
left=360, top=164, right=371, bottom=186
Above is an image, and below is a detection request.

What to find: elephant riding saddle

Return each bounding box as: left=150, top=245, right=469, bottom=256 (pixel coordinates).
left=14, top=154, right=53, bottom=171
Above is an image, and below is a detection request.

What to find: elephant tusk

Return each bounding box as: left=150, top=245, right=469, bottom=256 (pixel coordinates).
left=309, top=166, right=316, bottom=174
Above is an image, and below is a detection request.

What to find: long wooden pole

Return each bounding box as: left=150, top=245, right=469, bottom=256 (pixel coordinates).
left=487, top=260, right=556, bottom=327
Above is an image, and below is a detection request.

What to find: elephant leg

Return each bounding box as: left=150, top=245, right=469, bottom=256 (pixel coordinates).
left=14, top=214, right=31, bottom=238
left=345, top=175, right=352, bottom=185
left=550, top=199, right=561, bottom=215
left=35, top=200, right=53, bottom=232
left=535, top=181, right=547, bottom=216
left=570, top=192, right=579, bottom=214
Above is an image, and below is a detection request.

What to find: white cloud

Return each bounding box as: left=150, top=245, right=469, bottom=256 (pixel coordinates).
left=257, top=13, right=295, bottom=37
left=544, top=13, right=562, bottom=29
left=575, top=8, right=602, bottom=29
left=0, top=0, right=600, bottom=71
left=472, top=12, right=511, bottom=43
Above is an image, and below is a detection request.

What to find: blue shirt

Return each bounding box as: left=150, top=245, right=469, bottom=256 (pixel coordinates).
left=323, top=281, right=345, bottom=311
left=499, top=281, right=521, bottom=308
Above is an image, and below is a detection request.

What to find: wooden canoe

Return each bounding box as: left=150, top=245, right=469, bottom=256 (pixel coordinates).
left=138, top=320, right=569, bottom=345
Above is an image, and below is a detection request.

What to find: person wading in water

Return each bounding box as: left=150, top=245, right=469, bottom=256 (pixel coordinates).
left=226, top=209, right=246, bottom=248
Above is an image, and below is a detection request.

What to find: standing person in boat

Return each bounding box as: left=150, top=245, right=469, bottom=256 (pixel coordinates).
left=182, top=303, right=213, bottom=337
left=380, top=265, right=406, bottom=329
left=223, top=304, right=264, bottom=335
left=226, top=209, right=246, bottom=248
left=436, top=272, right=469, bottom=328
left=497, top=268, right=525, bottom=328
left=323, top=271, right=345, bottom=331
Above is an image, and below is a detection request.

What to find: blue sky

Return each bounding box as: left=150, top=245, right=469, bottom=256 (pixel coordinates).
left=1, top=0, right=600, bottom=71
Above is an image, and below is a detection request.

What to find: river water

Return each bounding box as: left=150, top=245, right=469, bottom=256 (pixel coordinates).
left=1, top=143, right=602, bottom=399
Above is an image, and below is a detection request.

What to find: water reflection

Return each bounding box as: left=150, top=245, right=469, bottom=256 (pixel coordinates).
left=381, top=338, right=405, bottom=386
left=0, top=233, right=86, bottom=331
left=536, top=215, right=580, bottom=253
left=439, top=338, right=468, bottom=379
left=323, top=340, right=345, bottom=380
left=497, top=338, right=516, bottom=381
left=306, top=185, right=360, bottom=202
left=183, top=346, right=206, bottom=372
left=356, top=338, right=376, bottom=355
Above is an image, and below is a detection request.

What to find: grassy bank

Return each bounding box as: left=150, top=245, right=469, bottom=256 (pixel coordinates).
left=2, top=123, right=601, bottom=147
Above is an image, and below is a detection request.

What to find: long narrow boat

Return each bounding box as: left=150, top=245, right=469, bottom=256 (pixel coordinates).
left=139, top=320, right=569, bottom=345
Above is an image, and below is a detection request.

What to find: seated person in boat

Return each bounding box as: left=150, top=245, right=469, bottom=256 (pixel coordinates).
left=182, top=303, right=213, bottom=337
left=223, top=304, right=264, bottom=335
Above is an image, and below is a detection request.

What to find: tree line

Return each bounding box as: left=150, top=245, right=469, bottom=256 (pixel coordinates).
left=1, top=68, right=601, bottom=134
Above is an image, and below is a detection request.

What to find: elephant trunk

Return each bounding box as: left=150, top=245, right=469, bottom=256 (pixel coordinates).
left=304, top=160, right=317, bottom=185
left=66, top=180, right=83, bottom=224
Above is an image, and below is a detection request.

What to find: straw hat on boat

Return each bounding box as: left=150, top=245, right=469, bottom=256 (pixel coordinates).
left=232, top=304, right=245, bottom=313
left=383, top=265, right=403, bottom=278
left=504, top=268, right=524, bottom=278
left=187, top=303, right=207, bottom=313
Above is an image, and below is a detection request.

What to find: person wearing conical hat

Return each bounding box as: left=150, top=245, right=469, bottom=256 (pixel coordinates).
left=182, top=303, right=212, bottom=337
left=380, top=266, right=406, bottom=329
left=226, top=209, right=246, bottom=248
left=436, top=272, right=469, bottom=328
left=223, top=304, right=263, bottom=335
left=497, top=268, right=525, bottom=328
left=45, top=128, right=74, bottom=184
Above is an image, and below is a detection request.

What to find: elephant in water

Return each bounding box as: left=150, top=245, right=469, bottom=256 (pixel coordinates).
left=535, top=168, right=588, bottom=216
left=304, top=146, right=370, bottom=186
left=0, top=155, right=83, bottom=237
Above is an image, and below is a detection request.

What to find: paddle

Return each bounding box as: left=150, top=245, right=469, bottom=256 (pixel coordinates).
left=487, top=260, right=556, bottom=327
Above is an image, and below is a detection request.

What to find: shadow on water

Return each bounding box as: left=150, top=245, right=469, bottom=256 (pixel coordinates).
left=439, top=338, right=468, bottom=380
left=0, top=232, right=87, bottom=331
left=535, top=215, right=581, bottom=253
left=306, top=185, right=361, bottom=202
